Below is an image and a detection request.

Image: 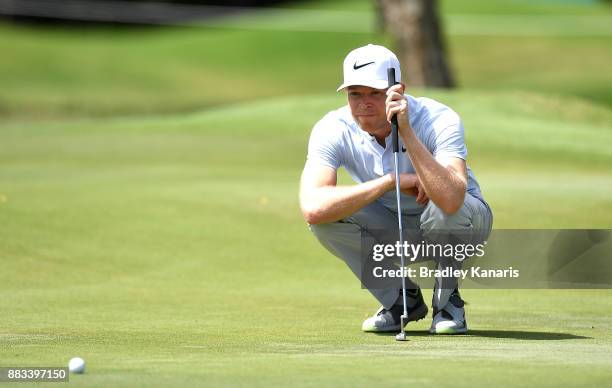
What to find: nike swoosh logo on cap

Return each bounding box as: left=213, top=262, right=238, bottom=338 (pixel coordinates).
left=353, top=61, right=375, bottom=70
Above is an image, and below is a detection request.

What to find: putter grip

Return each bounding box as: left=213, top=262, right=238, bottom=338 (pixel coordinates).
left=387, top=68, right=399, bottom=153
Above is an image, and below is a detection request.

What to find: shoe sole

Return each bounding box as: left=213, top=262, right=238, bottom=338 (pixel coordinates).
left=362, top=324, right=401, bottom=333
left=362, top=303, right=429, bottom=333
left=429, top=323, right=468, bottom=335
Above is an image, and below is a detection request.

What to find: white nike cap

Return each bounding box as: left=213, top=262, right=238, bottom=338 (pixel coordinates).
left=336, top=44, right=401, bottom=92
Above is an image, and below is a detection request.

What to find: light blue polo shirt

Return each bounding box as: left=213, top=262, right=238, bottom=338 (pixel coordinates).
left=306, top=94, right=484, bottom=215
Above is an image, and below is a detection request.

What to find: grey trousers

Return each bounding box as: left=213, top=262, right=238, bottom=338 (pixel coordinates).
left=309, top=193, right=493, bottom=310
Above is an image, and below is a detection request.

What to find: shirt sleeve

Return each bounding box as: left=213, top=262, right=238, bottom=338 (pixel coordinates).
left=431, top=113, right=468, bottom=161
left=306, top=118, right=343, bottom=170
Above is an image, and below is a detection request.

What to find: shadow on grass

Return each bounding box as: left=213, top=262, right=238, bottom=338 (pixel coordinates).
left=374, top=330, right=591, bottom=340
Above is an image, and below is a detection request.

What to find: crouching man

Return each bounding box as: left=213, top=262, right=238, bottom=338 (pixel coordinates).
left=299, top=44, right=492, bottom=334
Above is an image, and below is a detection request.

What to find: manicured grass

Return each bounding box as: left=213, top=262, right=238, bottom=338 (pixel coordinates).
left=1, top=91, right=611, bottom=386
left=1, top=0, right=611, bottom=120
left=1, top=0, right=611, bottom=385
left=0, top=24, right=370, bottom=119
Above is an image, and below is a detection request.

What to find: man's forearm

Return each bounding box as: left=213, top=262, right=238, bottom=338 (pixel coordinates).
left=301, top=175, right=393, bottom=224
left=401, top=129, right=466, bottom=214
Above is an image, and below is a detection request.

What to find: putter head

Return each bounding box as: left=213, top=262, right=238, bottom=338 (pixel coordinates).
left=395, top=315, right=409, bottom=341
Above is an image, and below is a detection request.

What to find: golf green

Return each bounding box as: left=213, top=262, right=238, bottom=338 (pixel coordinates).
left=1, top=91, right=611, bottom=386
left=1, top=0, right=612, bottom=385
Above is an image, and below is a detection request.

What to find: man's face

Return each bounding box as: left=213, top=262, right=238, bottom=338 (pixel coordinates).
left=346, top=85, right=389, bottom=135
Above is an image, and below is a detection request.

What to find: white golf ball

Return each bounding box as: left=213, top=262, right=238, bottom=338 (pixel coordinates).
left=68, top=357, right=86, bottom=374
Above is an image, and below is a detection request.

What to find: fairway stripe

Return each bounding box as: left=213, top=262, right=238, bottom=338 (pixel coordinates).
left=445, top=14, right=612, bottom=37
left=202, top=12, right=612, bottom=37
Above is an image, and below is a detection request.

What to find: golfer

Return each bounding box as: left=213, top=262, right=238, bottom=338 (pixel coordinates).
left=299, top=44, right=493, bottom=334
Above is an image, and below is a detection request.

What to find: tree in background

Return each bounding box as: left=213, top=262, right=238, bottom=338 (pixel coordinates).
left=376, top=0, right=455, bottom=88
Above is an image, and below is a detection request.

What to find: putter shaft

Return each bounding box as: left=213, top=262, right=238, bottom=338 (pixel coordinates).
left=394, top=152, right=409, bottom=338
left=388, top=67, right=408, bottom=341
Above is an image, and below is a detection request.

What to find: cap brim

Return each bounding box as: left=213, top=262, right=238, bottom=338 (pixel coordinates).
left=336, top=79, right=389, bottom=92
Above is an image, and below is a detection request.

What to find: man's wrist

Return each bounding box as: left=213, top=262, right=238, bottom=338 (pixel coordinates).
left=400, top=124, right=415, bottom=139
left=383, top=173, right=395, bottom=192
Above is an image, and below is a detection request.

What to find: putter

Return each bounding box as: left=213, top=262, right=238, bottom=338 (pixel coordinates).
left=388, top=68, right=409, bottom=342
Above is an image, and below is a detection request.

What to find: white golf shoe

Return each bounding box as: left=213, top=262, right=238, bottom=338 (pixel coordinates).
left=362, top=289, right=428, bottom=332
left=429, top=289, right=468, bottom=334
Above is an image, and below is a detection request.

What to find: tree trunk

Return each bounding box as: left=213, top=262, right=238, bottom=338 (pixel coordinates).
left=377, top=0, right=455, bottom=88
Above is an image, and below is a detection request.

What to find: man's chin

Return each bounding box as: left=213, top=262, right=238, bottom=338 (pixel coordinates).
left=356, top=118, right=382, bottom=132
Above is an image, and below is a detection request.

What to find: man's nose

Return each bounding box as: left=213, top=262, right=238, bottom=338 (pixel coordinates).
left=359, top=98, right=374, bottom=107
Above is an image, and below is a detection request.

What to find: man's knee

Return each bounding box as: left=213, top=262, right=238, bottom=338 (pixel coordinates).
left=308, top=222, right=335, bottom=242
left=308, top=220, right=362, bottom=252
